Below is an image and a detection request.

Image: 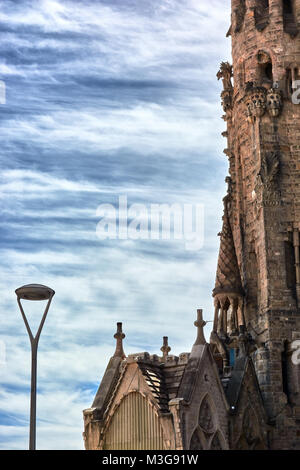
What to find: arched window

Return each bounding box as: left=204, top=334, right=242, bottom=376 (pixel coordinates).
left=189, top=395, right=227, bottom=450
left=103, top=392, right=164, bottom=450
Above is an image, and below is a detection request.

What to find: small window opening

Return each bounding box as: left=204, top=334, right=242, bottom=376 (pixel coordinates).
left=257, top=51, right=273, bottom=85
left=229, top=348, right=236, bottom=367
left=283, top=0, right=298, bottom=37
left=285, top=238, right=296, bottom=297
left=282, top=341, right=291, bottom=404
left=259, top=61, right=273, bottom=84
left=264, top=62, right=273, bottom=81
left=234, top=0, right=246, bottom=33
left=283, top=0, right=293, bottom=15
left=255, top=0, right=270, bottom=31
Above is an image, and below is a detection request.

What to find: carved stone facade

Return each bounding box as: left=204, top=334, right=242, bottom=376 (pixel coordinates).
left=83, top=1, right=300, bottom=450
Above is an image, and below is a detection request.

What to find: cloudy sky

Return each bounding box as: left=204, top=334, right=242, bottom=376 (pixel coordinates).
left=0, top=0, right=231, bottom=450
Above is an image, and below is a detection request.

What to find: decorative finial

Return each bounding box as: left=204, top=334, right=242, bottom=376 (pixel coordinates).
left=113, top=322, right=126, bottom=359
left=160, top=336, right=171, bottom=361
left=194, top=309, right=207, bottom=346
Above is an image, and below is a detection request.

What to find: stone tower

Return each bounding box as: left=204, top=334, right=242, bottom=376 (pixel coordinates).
left=212, top=0, right=300, bottom=449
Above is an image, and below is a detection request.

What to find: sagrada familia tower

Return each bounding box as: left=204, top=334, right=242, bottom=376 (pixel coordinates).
left=83, top=0, right=300, bottom=450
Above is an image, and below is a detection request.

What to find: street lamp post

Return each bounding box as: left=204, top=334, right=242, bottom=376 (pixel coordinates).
left=15, top=284, right=55, bottom=450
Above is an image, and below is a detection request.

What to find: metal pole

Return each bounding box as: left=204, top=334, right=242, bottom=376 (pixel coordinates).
left=29, top=340, right=38, bottom=450
left=17, top=293, right=54, bottom=450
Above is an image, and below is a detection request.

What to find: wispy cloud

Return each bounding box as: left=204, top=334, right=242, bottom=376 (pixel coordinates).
left=0, top=0, right=231, bottom=449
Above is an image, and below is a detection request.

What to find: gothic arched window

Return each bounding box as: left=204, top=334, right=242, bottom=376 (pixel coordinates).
left=198, top=395, right=215, bottom=434
left=189, top=395, right=226, bottom=450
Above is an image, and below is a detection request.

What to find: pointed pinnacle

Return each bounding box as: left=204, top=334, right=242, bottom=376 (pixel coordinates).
left=193, top=309, right=207, bottom=346
left=160, top=336, right=171, bottom=360
left=113, top=322, right=126, bottom=359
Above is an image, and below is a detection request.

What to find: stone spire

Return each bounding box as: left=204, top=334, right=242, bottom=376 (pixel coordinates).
left=213, top=193, right=243, bottom=299
left=113, top=322, right=126, bottom=359
left=160, top=336, right=171, bottom=361
left=212, top=185, right=244, bottom=337
left=193, top=309, right=207, bottom=346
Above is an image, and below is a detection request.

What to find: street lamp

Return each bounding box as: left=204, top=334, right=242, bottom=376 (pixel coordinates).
left=15, top=284, right=55, bottom=450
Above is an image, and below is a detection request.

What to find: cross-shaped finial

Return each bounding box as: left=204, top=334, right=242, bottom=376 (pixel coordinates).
left=194, top=309, right=207, bottom=346
left=160, top=336, right=171, bottom=361
left=113, top=322, right=126, bottom=359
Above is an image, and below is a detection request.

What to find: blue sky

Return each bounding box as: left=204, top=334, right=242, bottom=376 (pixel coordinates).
left=0, top=0, right=231, bottom=449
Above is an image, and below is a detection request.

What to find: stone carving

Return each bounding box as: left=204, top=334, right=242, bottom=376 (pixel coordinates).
left=257, top=50, right=271, bottom=66
left=259, top=152, right=280, bottom=187
left=217, top=62, right=233, bottom=90
left=225, top=175, right=233, bottom=197
left=266, top=88, right=283, bottom=117
left=254, top=151, right=281, bottom=208
left=224, top=175, right=234, bottom=218
left=217, top=62, right=233, bottom=114
left=221, top=89, right=233, bottom=113
left=246, top=85, right=267, bottom=119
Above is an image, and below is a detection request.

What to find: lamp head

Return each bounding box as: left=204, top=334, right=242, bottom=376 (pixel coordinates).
left=15, top=284, right=55, bottom=301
